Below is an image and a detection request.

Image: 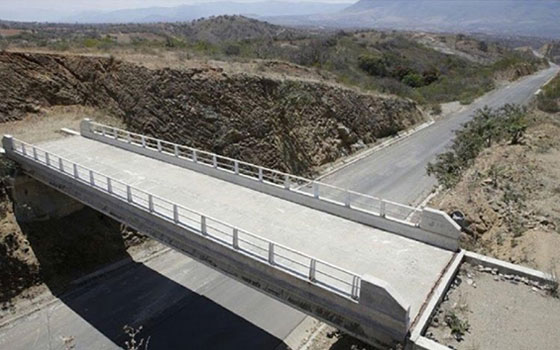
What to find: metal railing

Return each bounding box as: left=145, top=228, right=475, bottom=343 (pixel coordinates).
left=87, top=121, right=423, bottom=225
left=9, top=137, right=362, bottom=300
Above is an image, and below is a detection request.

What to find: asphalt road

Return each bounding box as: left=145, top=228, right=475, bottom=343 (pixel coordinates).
left=322, top=64, right=560, bottom=205
left=1, top=65, right=557, bottom=350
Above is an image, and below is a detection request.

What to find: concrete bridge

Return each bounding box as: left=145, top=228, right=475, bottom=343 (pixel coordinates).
left=2, top=120, right=462, bottom=349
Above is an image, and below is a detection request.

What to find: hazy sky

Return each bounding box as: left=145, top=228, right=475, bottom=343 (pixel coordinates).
left=0, top=0, right=353, bottom=12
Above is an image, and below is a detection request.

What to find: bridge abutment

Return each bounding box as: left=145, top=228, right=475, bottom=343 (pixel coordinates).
left=10, top=173, right=84, bottom=222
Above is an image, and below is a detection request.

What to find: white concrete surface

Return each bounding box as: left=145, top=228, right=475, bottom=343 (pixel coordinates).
left=36, top=135, right=454, bottom=321
left=81, top=120, right=461, bottom=251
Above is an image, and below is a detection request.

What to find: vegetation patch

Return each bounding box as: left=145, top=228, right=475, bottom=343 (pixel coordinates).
left=427, top=104, right=527, bottom=188
left=537, top=73, right=560, bottom=113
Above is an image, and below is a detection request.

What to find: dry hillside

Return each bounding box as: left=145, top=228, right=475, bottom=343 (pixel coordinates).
left=0, top=51, right=423, bottom=176
left=431, top=108, right=560, bottom=278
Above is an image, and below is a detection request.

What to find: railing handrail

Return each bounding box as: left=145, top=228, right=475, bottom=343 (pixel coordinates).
left=87, top=121, right=422, bottom=224
left=8, top=137, right=362, bottom=300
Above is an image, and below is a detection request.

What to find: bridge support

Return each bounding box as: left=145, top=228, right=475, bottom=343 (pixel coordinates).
left=10, top=173, right=84, bottom=222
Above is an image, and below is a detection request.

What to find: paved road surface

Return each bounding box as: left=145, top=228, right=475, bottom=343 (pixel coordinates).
left=322, top=64, right=559, bottom=205
left=1, top=65, right=557, bottom=350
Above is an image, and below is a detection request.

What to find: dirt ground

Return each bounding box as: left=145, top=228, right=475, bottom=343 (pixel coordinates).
left=431, top=109, right=560, bottom=278
left=0, top=105, right=123, bottom=144
left=426, top=263, right=560, bottom=350
left=0, top=107, right=145, bottom=320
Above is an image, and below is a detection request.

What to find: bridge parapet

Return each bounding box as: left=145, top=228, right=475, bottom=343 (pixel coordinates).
left=2, top=135, right=411, bottom=347
left=81, top=119, right=461, bottom=251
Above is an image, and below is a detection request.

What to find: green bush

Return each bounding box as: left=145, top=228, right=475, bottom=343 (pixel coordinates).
left=402, top=73, right=425, bottom=88
left=224, top=44, right=241, bottom=56
left=537, top=74, right=560, bottom=113
left=427, top=105, right=527, bottom=188
left=357, top=55, right=388, bottom=77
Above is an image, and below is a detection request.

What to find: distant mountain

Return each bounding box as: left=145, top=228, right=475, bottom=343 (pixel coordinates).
left=62, top=2, right=347, bottom=24
left=266, top=0, right=560, bottom=39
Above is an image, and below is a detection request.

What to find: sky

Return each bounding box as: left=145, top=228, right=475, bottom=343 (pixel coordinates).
left=0, top=0, right=354, bottom=12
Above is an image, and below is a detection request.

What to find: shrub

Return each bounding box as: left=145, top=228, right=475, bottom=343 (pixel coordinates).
left=402, top=73, right=424, bottom=88
left=427, top=105, right=527, bottom=188
left=224, top=44, right=241, bottom=56
left=537, top=74, right=560, bottom=113
left=357, top=54, right=388, bottom=77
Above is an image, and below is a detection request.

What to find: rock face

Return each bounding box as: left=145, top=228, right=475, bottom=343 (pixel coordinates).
left=0, top=52, right=423, bottom=175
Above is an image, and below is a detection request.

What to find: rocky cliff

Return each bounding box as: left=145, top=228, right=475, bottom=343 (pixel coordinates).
left=0, top=52, right=423, bottom=175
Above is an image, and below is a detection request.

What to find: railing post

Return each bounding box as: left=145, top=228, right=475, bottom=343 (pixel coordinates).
left=192, top=150, right=198, bottom=163
left=173, top=204, right=179, bottom=223
left=380, top=199, right=386, bottom=217
left=148, top=195, right=154, bottom=212
left=174, top=144, right=179, bottom=157
left=309, top=259, right=316, bottom=281
left=127, top=132, right=131, bottom=144
left=313, top=182, right=319, bottom=199
left=58, top=158, right=64, bottom=172
left=141, top=136, right=146, bottom=148
left=45, top=153, right=50, bottom=166
left=127, top=185, right=132, bottom=203
left=157, top=140, right=162, bottom=152
left=73, top=164, right=79, bottom=179
left=268, top=242, right=275, bottom=264
left=344, top=190, right=351, bottom=207
left=232, top=228, right=239, bottom=249
left=258, top=168, right=263, bottom=182
left=102, top=128, right=106, bottom=137
left=212, top=154, right=217, bottom=168
left=33, top=147, right=38, bottom=160
left=107, top=177, right=112, bottom=194
left=89, top=170, right=94, bottom=185
left=351, top=275, right=360, bottom=299
left=201, top=215, right=207, bottom=235
left=21, top=144, right=26, bottom=156
left=284, top=175, right=290, bottom=190
left=234, top=160, right=239, bottom=175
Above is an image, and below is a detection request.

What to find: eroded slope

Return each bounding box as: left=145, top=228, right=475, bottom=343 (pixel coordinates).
left=0, top=51, right=423, bottom=176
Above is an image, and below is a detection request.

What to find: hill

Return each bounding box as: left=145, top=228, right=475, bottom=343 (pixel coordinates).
left=0, top=16, right=548, bottom=107
left=61, top=2, right=347, bottom=24
left=267, top=0, right=560, bottom=39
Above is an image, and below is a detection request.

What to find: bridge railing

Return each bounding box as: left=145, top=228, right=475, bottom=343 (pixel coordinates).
left=88, top=122, right=422, bottom=225
left=9, top=137, right=362, bottom=300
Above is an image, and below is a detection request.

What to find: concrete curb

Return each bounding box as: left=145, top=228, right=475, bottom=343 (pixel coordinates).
left=412, top=336, right=450, bottom=350
left=297, top=323, right=329, bottom=350
left=60, top=128, right=79, bottom=136
left=315, top=119, right=435, bottom=181
left=275, top=316, right=320, bottom=350
left=464, top=251, right=556, bottom=286
left=409, top=250, right=464, bottom=342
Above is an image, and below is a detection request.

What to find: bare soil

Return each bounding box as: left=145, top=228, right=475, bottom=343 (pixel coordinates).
left=431, top=110, right=560, bottom=278
left=426, top=264, right=560, bottom=350
left=0, top=108, right=143, bottom=319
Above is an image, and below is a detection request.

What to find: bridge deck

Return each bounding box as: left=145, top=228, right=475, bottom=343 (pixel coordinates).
left=37, top=135, right=454, bottom=320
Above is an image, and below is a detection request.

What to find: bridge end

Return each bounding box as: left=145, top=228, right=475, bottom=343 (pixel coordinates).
left=80, top=118, right=92, bottom=137
left=2, top=135, right=14, bottom=152
left=419, top=208, right=461, bottom=251
left=359, top=274, right=411, bottom=341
